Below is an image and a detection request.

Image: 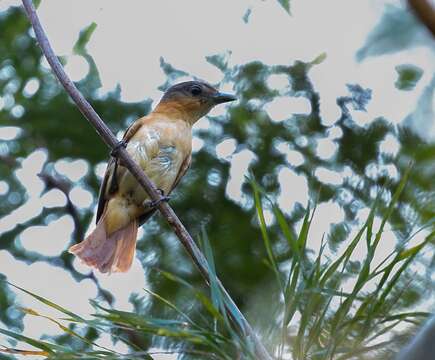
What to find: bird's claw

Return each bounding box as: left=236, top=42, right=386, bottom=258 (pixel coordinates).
left=143, top=189, right=170, bottom=209
left=111, top=140, right=127, bottom=157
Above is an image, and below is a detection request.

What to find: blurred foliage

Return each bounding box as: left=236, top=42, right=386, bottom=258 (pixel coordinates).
left=356, top=4, right=435, bottom=61
left=0, top=181, right=433, bottom=359
left=0, top=2, right=434, bottom=359
left=395, top=64, right=423, bottom=91
left=277, top=0, right=291, bottom=14
left=403, top=74, right=435, bottom=141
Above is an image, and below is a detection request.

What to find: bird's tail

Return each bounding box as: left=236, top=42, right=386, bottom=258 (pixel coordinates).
left=69, top=216, right=138, bottom=273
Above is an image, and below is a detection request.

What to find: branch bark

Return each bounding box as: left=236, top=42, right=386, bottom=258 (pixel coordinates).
left=21, top=1, right=272, bottom=359
left=408, top=0, right=435, bottom=37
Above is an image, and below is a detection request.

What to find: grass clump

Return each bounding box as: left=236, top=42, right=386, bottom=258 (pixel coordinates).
left=1, top=171, right=432, bottom=359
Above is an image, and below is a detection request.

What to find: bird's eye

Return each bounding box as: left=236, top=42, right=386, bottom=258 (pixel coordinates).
left=190, top=85, right=202, bottom=96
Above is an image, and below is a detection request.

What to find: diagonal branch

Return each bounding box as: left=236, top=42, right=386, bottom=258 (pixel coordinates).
left=20, top=1, right=272, bottom=359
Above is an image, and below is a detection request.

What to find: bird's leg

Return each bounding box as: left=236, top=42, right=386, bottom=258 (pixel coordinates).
left=143, top=189, right=171, bottom=209
left=110, top=140, right=127, bottom=158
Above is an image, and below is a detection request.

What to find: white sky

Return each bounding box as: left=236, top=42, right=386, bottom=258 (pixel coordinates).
left=0, top=0, right=434, bottom=358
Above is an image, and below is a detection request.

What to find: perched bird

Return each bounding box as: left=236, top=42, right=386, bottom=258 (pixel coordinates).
left=69, top=81, right=236, bottom=273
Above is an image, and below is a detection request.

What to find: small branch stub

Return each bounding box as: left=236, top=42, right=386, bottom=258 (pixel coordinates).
left=408, top=0, right=435, bottom=37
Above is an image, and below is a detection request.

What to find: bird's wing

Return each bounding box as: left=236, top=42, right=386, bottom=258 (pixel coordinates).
left=96, top=156, right=115, bottom=223
left=96, top=117, right=191, bottom=227
left=170, top=153, right=191, bottom=194
left=96, top=119, right=145, bottom=223
left=137, top=153, right=191, bottom=226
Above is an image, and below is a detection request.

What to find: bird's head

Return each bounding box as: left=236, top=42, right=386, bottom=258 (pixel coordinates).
left=155, top=81, right=236, bottom=124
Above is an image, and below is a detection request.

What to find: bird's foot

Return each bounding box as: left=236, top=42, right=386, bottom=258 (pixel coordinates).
left=143, top=189, right=171, bottom=209
left=110, top=140, right=127, bottom=157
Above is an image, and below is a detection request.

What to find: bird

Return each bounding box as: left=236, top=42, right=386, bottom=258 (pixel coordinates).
left=69, top=81, right=236, bottom=273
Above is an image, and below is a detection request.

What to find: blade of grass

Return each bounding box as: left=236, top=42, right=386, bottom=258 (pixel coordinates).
left=0, top=328, right=61, bottom=354
left=19, top=307, right=116, bottom=353
left=250, top=178, right=284, bottom=293
left=5, top=281, right=86, bottom=322
left=143, top=287, right=198, bottom=328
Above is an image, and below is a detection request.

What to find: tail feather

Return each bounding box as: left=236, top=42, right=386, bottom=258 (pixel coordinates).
left=69, top=218, right=138, bottom=274
left=111, top=219, right=137, bottom=272
left=68, top=218, right=108, bottom=267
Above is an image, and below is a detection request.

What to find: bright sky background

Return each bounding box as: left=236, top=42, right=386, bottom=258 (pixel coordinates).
left=0, top=0, right=434, bottom=358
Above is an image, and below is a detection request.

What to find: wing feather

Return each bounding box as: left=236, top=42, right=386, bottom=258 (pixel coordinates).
left=96, top=157, right=115, bottom=223
left=170, top=153, right=191, bottom=194
left=95, top=118, right=145, bottom=223
left=137, top=153, right=191, bottom=226
left=96, top=117, right=191, bottom=227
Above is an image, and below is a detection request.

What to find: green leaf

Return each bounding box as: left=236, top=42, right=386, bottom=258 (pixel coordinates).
left=250, top=178, right=283, bottom=292
left=273, top=204, right=299, bottom=258
left=6, top=281, right=85, bottom=322
left=206, top=52, right=231, bottom=72
left=73, top=22, right=97, bottom=55
left=277, top=0, right=291, bottom=14
left=310, top=52, right=327, bottom=66
left=0, top=328, right=62, bottom=354
left=356, top=4, right=428, bottom=61
left=395, top=64, right=423, bottom=91
left=156, top=270, right=225, bottom=323
left=19, top=307, right=111, bottom=352
left=242, top=7, right=252, bottom=24
left=143, top=287, right=196, bottom=327
left=327, top=222, right=350, bottom=251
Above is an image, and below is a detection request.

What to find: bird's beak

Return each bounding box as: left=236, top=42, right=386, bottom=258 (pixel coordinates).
left=212, top=92, right=237, bottom=104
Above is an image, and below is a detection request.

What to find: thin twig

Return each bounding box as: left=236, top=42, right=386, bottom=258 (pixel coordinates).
left=0, top=155, right=19, bottom=167
left=37, top=171, right=84, bottom=240
left=20, top=1, right=272, bottom=359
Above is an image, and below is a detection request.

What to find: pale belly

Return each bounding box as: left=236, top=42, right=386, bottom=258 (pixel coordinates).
left=104, top=121, right=190, bottom=234
left=120, top=142, right=184, bottom=205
